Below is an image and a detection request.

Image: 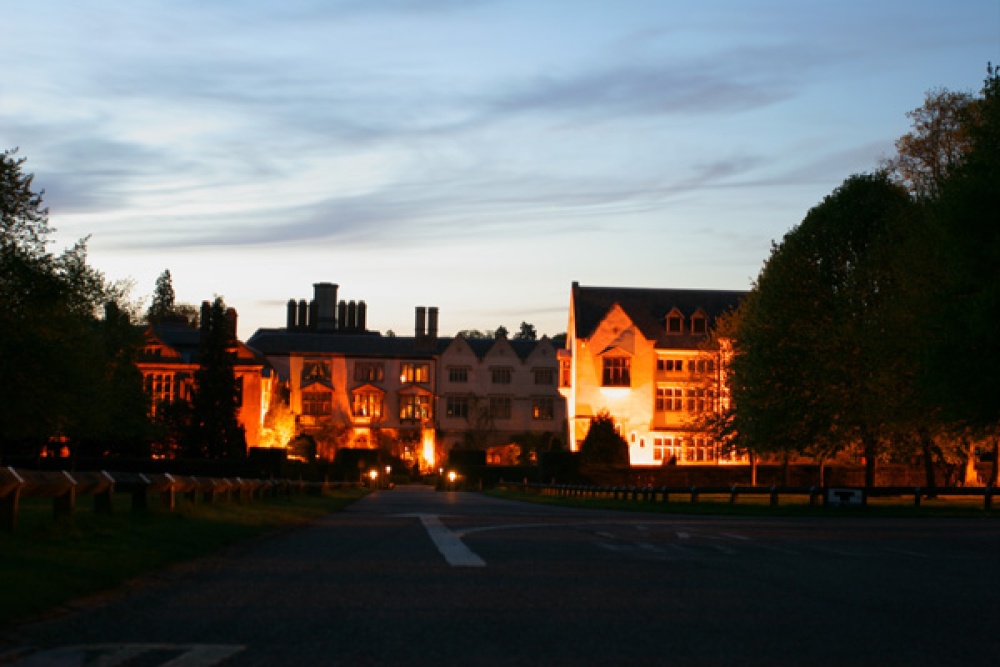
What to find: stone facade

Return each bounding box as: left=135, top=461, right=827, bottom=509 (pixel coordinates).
left=560, top=282, right=746, bottom=466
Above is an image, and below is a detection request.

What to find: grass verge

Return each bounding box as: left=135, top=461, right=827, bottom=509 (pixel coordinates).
left=486, top=487, right=998, bottom=519
left=0, top=487, right=367, bottom=628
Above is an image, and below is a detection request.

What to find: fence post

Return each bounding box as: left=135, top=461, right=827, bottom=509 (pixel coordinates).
left=53, top=471, right=77, bottom=521
left=95, top=471, right=115, bottom=515
left=1, top=487, right=22, bottom=533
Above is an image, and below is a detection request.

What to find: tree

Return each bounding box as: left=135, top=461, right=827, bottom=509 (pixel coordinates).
left=513, top=322, right=537, bottom=340
left=494, top=325, right=509, bottom=339
left=147, top=269, right=177, bottom=323
left=919, top=66, right=1000, bottom=481
left=728, top=174, right=916, bottom=486
left=1, top=149, right=148, bottom=455
left=884, top=88, right=978, bottom=200
left=579, top=411, right=629, bottom=465
left=187, top=297, right=245, bottom=458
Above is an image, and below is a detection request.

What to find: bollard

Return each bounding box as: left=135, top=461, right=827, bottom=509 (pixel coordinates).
left=914, top=487, right=922, bottom=507
left=769, top=485, right=779, bottom=507
left=729, top=485, right=739, bottom=504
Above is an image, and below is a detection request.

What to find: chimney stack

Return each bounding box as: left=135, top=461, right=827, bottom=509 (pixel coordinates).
left=286, top=299, right=297, bottom=329
left=313, top=282, right=339, bottom=332
left=428, top=307, right=439, bottom=340
left=225, top=307, right=238, bottom=341
left=357, top=301, right=367, bottom=332
left=415, top=306, right=427, bottom=338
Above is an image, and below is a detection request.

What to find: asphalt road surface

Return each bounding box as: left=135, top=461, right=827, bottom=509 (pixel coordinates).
left=3, top=486, right=998, bottom=666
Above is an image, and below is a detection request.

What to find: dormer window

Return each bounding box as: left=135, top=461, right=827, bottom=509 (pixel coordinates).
left=666, top=309, right=684, bottom=334
left=691, top=311, right=707, bottom=334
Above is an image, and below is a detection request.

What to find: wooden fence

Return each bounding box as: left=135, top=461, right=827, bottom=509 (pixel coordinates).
left=501, top=482, right=997, bottom=510
left=0, top=466, right=350, bottom=533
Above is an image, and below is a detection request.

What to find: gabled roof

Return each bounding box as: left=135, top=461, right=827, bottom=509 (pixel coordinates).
left=571, top=283, right=746, bottom=347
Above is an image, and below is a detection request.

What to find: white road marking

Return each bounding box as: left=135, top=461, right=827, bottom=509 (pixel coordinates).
left=720, top=532, right=750, bottom=541
left=8, top=644, right=244, bottom=667
left=417, top=514, right=486, bottom=568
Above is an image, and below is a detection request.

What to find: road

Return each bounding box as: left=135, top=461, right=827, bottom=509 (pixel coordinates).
left=3, top=485, right=998, bottom=666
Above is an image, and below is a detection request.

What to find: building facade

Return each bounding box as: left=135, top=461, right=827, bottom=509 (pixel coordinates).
left=136, top=305, right=275, bottom=452
left=246, top=282, right=565, bottom=470
left=560, top=282, right=746, bottom=466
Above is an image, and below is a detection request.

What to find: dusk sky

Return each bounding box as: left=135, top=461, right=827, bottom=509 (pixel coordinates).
left=4, top=1, right=997, bottom=339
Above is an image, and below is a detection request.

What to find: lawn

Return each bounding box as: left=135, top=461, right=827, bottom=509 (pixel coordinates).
left=0, top=487, right=367, bottom=628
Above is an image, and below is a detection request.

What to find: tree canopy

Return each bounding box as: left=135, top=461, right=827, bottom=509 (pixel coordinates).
left=0, top=149, right=149, bottom=455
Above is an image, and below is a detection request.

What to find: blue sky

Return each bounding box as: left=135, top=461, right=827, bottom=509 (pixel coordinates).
left=3, top=1, right=997, bottom=338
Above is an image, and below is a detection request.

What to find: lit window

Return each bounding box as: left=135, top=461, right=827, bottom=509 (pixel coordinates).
left=559, top=359, right=571, bottom=387
left=303, top=390, right=332, bottom=416
left=602, top=357, right=631, bottom=387
left=532, top=397, right=554, bottom=420
left=352, top=391, right=383, bottom=418
left=400, top=363, right=429, bottom=384
left=400, top=394, right=431, bottom=421
left=491, top=367, right=513, bottom=384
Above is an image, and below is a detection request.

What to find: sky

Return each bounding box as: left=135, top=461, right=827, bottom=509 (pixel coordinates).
left=3, top=1, right=997, bottom=339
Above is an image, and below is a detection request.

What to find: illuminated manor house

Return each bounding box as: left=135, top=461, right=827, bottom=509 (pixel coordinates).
left=246, top=283, right=565, bottom=471
left=560, top=283, right=746, bottom=466
left=137, top=303, right=275, bottom=453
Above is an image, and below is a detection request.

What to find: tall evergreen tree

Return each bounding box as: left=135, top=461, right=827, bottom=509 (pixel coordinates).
left=188, top=297, right=245, bottom=458
left=147, top=269, right=177, bottom=323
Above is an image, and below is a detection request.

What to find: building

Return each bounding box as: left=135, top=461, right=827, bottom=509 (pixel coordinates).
left=246, top=282, right=565, bottom=470
left=560, top=282, right=746, bottom=466
left=437, top=334, right=565, bottom=461
left=136, top=303, right=275, bottom=453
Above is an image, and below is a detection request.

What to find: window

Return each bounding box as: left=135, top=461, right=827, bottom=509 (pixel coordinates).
left=533, top=368, right=555, bottom=385
left=657, top=359, right=684, bottom=372
left=302, top=390, right=332, bottom=416
left=352, top=391, right=383, bottom=418
left=446, top=396, right=469, bottom=419
left=448, top=367, right=469, bottom=383
left=656, top=387, right=683, bottom=411
left=691, top=316, right=707, bottom=334
left=145, top=373, right=178, bottom=413
left=400, top=362, right=429, bottom=384
left=302, top=360, right=331, bottom=385
left=354, top=362, right=384, bottom=383
left=686, top=388, right=708, bottom=413
left=491, top=367, right=513, bottom=384
left=691, top=359, right=716, bottom=374
left=667, top=313, right=683, bottom=334
left=532, top=397, right=554, bottom=420
left=654, top=437, right=681, bottom=463
left=559, top=359, right=571, bottom=387
left=490, top=396, right=512, bottom=419
left=602, top=357, right=631, bottom=387
left=400, top=394, right=431, bottom=421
